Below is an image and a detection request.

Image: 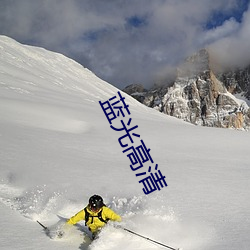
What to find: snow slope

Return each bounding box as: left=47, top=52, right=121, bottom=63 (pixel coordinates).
left=0, top=36, right=250, bottom=250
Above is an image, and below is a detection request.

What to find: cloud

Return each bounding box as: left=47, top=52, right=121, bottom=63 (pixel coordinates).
left=200, top=18, right=240, bottom=45
left=208, top=3, right=250, bottom=69
left=0, top=0, right=249, bottom=89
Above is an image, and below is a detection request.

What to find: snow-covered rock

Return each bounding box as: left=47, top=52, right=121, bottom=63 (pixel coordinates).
left=124, top=49, right=250, bottom=130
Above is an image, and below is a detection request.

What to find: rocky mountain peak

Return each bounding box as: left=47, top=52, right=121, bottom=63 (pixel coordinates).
left=177, top=48, right=210, bottom=78
left=123, top=49, right=250, bottom=130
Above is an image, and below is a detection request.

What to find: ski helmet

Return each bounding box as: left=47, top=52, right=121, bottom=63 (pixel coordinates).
left=89, top=195, right=104, bottom=210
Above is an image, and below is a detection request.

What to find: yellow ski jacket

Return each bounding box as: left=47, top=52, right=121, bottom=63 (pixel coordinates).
left=67, top=206, right=121, bottom=233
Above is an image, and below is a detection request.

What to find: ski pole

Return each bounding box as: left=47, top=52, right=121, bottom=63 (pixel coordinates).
left=37, top=220, right=48, bottom=231
left=122, top=227, right=180, bottom=250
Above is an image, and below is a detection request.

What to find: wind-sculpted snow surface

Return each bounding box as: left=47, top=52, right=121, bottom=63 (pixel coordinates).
left=0, top=36, right=250, bottom=250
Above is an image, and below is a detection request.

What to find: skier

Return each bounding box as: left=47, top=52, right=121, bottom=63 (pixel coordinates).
left=66, top=194, right=122, bottom=239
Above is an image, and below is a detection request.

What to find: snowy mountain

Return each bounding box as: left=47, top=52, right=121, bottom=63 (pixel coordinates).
left=124, top=49, right=250, bottom=130
left=217, top=65, right=250, bottom=100
left=0, top=36, right=250, bottom=250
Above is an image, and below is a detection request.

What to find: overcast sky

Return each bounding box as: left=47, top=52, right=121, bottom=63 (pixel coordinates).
left=0, top=0, right=249, bottom=89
